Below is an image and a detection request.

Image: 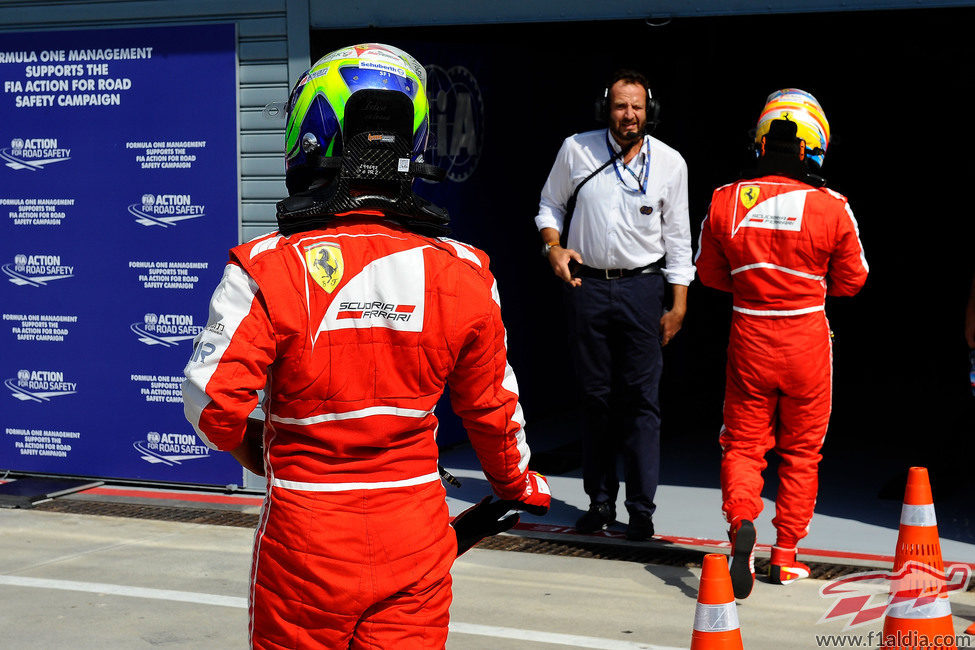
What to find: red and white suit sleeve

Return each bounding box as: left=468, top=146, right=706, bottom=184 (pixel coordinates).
left=694, top=200, right=734, bottom=293
left=446, top=268, right=531, bottom=501
left=182, top=262, right=276, bottom=451
left=826, top=200, right=869, bottom=297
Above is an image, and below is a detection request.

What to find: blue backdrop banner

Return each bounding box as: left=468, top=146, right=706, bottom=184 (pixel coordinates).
left=0, top=24, right=242, bottom=487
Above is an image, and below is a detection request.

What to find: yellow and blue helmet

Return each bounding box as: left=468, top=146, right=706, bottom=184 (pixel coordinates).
left=284, top=43, right=429, bottom=194
left=755, top=88, right=830, bottom=167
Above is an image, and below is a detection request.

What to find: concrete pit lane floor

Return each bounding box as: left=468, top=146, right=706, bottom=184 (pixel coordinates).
left=2, top=507, right=974, bottom=650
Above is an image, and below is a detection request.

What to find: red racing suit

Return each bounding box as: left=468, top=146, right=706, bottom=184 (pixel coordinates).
left=695, top=175, right=868, bottom=548
left=183, top=216, right=536, bottom=649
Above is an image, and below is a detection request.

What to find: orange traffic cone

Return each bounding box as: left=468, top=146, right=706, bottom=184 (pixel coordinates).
left=881, top=467, right=956, bottom=649
left=691, top=554, right=743, bottom=649
left=967, top=621, right=975, bottom=635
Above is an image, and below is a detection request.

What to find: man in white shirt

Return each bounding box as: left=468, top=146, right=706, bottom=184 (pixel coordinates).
left=534, top=69, right=694, bottom=540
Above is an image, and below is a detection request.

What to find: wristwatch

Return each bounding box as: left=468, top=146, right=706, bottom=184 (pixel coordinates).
left=542, top=242, right=560, bottom=257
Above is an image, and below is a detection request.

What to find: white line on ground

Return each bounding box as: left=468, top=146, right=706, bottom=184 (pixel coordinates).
left=0, top=574, right=247, bottom=608
left=449, top=622, right=687, bottom=649
left=0, top=575, right=688, bottom=649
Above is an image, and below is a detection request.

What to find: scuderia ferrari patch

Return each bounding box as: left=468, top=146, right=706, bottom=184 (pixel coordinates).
left=739, top=185, right=760, bottom=209
left=304, top=244, right=344, bottom=293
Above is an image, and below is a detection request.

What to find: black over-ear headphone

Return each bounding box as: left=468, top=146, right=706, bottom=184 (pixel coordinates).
left=594, top=69, right=661, bottom=133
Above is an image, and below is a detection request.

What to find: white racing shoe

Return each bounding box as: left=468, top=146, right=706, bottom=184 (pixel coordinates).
left=769, top=545, right=811, bottom=585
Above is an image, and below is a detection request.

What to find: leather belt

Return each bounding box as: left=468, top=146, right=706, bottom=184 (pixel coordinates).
left=573, top=261, right=663, bottom=280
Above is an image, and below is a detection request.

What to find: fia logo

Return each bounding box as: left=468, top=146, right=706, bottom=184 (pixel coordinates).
left=3, top=252, right=74, bottom=287
left=6, top=368, right=77, bottom=402
left=128, top=193, right=206, bottom=227
left=133, top=431, right=211, bottom=466
left=1, top=137, right=72, bottom=171
left=131, top=313, right=202, bottom=347
left=424, top=64, right=484, bottom=183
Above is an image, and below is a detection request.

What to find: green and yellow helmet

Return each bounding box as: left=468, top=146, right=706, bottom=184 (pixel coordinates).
left=284, top=43, right=430, bottom=194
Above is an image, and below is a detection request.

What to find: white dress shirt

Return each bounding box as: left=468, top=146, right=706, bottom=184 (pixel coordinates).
left=534, top=129, right=695, bottom=286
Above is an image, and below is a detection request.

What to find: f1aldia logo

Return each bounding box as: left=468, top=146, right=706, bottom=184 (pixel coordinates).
left=128, top=193, right=206, bottom=227
left=6, top=368, right=78, bottom=402
left=3, top=252, right=74, bottom=286
left=131, top=312, right=203, bottom=347
left=818, top=560, right=971, bottom=629
left=1, top=137, right=71, bottom=171
left=133, top=431, right=210, bottom=466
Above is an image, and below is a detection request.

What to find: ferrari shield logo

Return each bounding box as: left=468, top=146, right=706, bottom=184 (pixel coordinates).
left=305, top=245, right=343, bottom=293
left=739, top=185, right=760, bottom=209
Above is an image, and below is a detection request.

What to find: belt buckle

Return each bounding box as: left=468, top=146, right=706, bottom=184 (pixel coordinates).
left=604, top=268, right=622, bottom=280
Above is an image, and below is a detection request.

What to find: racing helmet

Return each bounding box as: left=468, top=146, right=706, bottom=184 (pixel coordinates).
left=755, top=88, right=830, bottom=167
left=284, top=43, right=430, bottom=195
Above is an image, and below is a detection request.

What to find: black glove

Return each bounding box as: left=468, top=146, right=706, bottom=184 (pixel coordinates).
left=451, top=496, right=520, bottom=557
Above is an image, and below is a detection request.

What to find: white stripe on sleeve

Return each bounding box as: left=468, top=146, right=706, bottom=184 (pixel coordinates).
left=844, top=202, right=870, bottom=273
left=491, top=279, right=531, bottom=473
left=182, top=264, right=262, bottom=449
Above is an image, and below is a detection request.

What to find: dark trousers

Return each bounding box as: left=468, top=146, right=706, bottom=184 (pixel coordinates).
left=565, top=272, right=663, bottom=517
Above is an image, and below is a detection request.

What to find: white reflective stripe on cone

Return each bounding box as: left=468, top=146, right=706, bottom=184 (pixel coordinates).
left=900, top=503, right=938, bottom=527
left=693, top=602, right=740, bottom=633
left=886, top=597, right=952, bottom=620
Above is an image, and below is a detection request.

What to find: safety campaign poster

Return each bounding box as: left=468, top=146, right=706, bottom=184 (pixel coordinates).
left=0, top=24, right=242, bottom=486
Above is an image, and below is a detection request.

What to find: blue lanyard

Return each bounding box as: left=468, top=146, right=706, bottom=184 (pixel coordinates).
left=606, top=135, right=649, bottom=195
